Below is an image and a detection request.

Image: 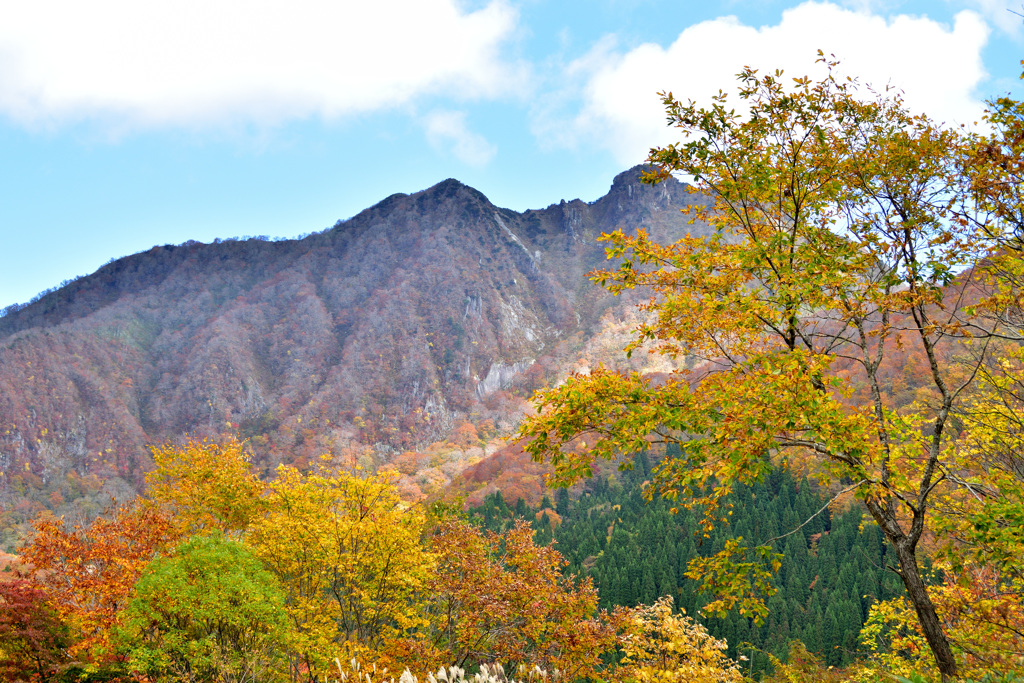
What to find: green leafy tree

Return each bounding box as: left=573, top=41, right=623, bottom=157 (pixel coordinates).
left=520, top=55, right=1000, bottom=680
left=119, top=534, right=289, bottom=683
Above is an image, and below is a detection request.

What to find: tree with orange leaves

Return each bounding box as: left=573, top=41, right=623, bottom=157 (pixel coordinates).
left=425, top=518, right=618, bottom=679
left=18, top=505, right=176, bottom=662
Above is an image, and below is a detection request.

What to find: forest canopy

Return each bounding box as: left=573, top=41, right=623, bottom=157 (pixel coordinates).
left=1, top=440, right=748, bottom=683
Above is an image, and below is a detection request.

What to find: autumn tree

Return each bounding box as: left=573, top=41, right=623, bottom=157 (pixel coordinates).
left=520, top=56, right=998, bottom=680
left=617, top=595, right=743, bottom=683
left=18, top=505, right=176, bottom=661
left=425, top=519, right=617, bottom=679
left=144, top=437, right=265, bottom=536
left=875, top=345, right=1024, bottom=675
left=246, top=465, right=433, bottom=681
left=0, top=578, right=70, bottom=682
left=858, top=68, right=1024, bottom=675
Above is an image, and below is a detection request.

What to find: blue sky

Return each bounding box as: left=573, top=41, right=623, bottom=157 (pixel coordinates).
left=1, top=0, right=1021, bottom=310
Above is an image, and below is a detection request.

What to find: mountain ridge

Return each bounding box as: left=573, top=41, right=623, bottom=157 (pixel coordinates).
left=0, top=165, right=707, bottom=548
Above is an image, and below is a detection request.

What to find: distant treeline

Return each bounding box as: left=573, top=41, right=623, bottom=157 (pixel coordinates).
left=0, top=228, right=343, bottom=319
left=0, top=275, right=87, bottom=318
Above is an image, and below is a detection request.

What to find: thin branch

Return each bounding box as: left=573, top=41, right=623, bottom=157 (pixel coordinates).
left=762, top=480, right=867, bottom=546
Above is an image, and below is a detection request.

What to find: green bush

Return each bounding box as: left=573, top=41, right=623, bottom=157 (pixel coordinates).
left=117, top=533, right=290, bottom=682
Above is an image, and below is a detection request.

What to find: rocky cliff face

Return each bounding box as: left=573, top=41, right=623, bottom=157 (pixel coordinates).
left=0, top=166, right=708, bottom=544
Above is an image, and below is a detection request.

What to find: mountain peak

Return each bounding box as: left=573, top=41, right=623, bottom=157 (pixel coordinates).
left=609, top=164, right=658, bottom=191
left=428, top=177, right=467, bottom=192
left=419, top=177, right=491, bottom=206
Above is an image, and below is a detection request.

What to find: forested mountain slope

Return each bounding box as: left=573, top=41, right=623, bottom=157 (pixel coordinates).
left=0, top=167, right=706, bottom=546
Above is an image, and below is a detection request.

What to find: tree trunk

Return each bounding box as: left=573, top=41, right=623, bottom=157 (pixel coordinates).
left=864, top=496, right=957, bottom=680
left=892, top=537, right=957, bottom=681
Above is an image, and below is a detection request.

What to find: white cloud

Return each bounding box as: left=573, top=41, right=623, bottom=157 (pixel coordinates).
left=0, top=0, right=524, bottom=128
left=541, top=2, right=990, bottom=166
left=424, top=109, right=497, bottom=166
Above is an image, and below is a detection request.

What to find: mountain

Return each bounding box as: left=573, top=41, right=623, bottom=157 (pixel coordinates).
left=0, top=166, right=708, bottom=547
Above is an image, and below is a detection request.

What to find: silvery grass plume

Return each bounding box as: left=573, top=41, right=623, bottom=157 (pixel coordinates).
left=333, top=658, right=551, bottom=683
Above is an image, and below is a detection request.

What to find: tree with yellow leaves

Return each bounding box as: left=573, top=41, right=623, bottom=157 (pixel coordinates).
left=858, top=346, right=1024, bottom=678
left=247, top=464, right=433, bottom=681
left=618, top=596, right=743, bottom=683
left=519, top=54, right=1001, bottom=680
left=144, top=438, right=265, bottom=536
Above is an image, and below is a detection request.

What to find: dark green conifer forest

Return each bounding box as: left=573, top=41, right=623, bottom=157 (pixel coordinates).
left=469, top=452, right=907, bottom=675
